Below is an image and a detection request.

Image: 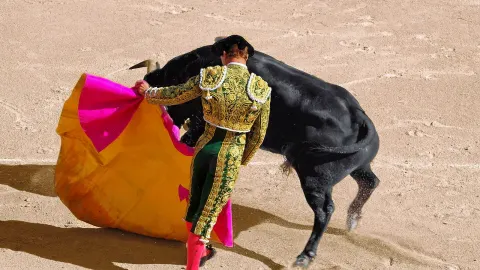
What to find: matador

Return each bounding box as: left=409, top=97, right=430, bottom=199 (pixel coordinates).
left=134, top=35, right=271, bottom=270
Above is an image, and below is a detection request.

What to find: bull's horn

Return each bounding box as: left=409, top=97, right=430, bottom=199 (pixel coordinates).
left=214, top=36, right=227, bottom=42
left=129, top=59, right=159, bottom=73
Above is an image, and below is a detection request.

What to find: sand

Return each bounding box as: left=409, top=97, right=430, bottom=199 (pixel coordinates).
left=1, top=0, right=479, bottom=269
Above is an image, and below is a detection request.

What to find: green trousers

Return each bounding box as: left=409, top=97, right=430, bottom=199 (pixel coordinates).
left=184, top=124, right=246, bottom=241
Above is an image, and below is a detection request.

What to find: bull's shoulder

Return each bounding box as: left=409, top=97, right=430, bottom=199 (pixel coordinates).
left=247, top=73, right=271, bottom=104
left=199, top=65, right=227, bottom=91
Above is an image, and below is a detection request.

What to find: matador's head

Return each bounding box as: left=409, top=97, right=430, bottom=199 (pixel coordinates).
left=212, top=35, right=255, bottom=64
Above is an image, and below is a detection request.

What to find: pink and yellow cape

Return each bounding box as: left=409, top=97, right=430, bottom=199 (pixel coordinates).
left=54, top=73, right=234, bottom=247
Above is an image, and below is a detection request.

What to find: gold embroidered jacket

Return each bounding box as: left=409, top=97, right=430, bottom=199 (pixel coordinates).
left=145, top=63, right=271, bottom=165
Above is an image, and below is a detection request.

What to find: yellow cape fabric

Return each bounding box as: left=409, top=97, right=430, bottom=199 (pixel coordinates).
left=54, top=74, right=223, bottom=243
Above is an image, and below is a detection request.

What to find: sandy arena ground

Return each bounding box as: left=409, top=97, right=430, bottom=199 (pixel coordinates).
left=1, top=0, right=479, bottom=269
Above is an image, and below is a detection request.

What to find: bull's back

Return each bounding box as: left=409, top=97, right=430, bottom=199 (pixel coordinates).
left=248, top=52, right=366, bottom=150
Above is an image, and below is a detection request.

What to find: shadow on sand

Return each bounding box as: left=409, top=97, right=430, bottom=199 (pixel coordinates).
left=0, top=164, right=57, bottom=197
left=0, top=164, right=348, bottom=269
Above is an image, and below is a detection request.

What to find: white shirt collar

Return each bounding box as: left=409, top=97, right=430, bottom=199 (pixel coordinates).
left=227, top=62, right=248, bottom=69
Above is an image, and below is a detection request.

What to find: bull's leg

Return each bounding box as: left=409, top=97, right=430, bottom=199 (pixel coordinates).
left=294, top=186, right=334, bottom=268
left=346, top=164, right=380, bottom=231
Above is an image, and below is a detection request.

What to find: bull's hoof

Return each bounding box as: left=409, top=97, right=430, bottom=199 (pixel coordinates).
left=346, top=212, right=362, bottom=231
left=293, top=254, right=314, bottom=269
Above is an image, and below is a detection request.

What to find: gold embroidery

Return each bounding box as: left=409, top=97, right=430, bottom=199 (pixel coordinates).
left=247, top=74, right=271, bottom=104
left=241, top=96, right=271, bottom=165
left=145, top=75, right=202, bottom=106
left=145, top=64, right=270, bottom=133
left=201, top=65, right=271, bottom=133
left=194, top=131, right=246, bottom=240
left=199, top=66, right=227, bottom=91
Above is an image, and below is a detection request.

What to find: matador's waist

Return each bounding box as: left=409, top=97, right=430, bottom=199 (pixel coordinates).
left=203, top=118, right=251, bottom=133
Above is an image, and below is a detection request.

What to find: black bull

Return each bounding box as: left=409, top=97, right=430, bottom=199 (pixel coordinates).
left=131, top=45, right=381, bottom=268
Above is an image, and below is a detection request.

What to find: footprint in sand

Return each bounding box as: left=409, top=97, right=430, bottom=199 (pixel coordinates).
left=414, top=34, right=430, bottom=40
left=357, top=15, right=375, bottom=26
left=148, top=20, right=163, bottom=26
left=205, top=13, right=268, bottom=29
left=407, top=129, right=435, bottom=138
left=282, top=30, right=298, bottom=38
left=342, top=3, right=367, bottom=13
left=422, top=73, right=438, bottom=80
left=339, top=40, right=376, bottom=54
left=339, top=40, right=361, bottom=47
left=340, top=15, right=377, bottom=27
left=143, top=3, right=193, bottom=15
left=279, top=29, right=322, bottom=39
left=382, top=70, right=404, bottom=78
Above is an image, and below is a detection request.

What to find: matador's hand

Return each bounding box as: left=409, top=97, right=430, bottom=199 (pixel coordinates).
left=134, top=80, right=150, bottom=96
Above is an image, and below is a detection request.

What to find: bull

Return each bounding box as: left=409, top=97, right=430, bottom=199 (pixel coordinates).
left=130, top=39, right=381, bottom=268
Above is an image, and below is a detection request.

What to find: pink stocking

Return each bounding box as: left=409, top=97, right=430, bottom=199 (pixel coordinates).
left=186, top=222, right=207, bottom=257
left=186, top=232, right=205, bottom=270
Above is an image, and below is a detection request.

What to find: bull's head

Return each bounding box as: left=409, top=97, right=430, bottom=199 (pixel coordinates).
left=129, top=45, right=221, bottom=146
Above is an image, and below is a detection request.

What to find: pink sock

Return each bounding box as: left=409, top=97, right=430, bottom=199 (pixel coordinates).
left=186, top=222, right=207, bottom=257
left=186, top=232, right=206, bottom=270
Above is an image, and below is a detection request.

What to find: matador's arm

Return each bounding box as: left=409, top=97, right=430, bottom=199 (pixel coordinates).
left=144, top=75, right=202, bottom=106
left=241, top=97, right=271, bottom=165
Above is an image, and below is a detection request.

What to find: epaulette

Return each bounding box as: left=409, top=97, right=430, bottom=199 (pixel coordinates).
left=247, top=73, right=271, bottom=104
left=199, top=65, right=227, bottom=91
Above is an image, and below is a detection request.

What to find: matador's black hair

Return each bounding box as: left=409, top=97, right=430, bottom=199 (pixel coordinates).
left=211, top=35, right=255, bottom=57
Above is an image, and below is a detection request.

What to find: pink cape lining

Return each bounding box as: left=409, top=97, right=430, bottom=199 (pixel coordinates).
left=77, top=73, right=233, bottom=247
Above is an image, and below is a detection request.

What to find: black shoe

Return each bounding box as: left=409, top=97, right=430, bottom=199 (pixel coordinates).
left=199, top=244, right=216, bottom=267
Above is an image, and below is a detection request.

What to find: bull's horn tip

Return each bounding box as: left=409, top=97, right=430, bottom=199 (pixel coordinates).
left=214, top=36, right=227, bottom=42
left=129, top=60, right=150, bottom=70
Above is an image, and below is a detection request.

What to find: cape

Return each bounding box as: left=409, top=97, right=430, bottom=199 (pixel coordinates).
left=54, top=73, right=234, bottom=247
